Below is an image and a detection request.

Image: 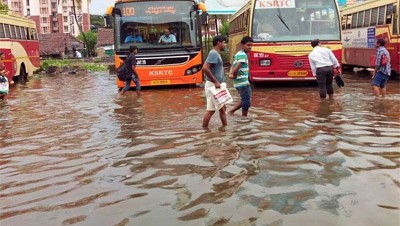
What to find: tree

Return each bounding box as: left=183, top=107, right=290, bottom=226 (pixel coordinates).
left=0, top=3, right=9, bottom=11
left=90, top=14, right=104, bottom=31
left=78, top=31, right=97, bottom=57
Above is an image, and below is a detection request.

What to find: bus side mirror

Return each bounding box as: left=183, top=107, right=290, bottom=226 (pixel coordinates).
left=113, top=8, right=122, bottom=17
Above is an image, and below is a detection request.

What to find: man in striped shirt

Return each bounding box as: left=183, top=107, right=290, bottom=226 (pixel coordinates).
left=228, top=36, right=253, bottom=117
left=372, top=38, right=391, bottom=98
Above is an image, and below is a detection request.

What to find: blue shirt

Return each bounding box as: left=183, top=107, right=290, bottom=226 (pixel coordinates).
left=375, top=46, right=391, bottom=76
left=232, top=50, right=250, bottom=88
left=159, top=34, right=176, bottom=43
left=205, top=49, right=224, bottom=83
left=124, top=35, right=143, bottom=43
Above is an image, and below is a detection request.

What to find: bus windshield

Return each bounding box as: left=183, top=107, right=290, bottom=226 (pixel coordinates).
left=252, top=0, right=340, bottom=42
left=114, top=1, right=200, bottom=51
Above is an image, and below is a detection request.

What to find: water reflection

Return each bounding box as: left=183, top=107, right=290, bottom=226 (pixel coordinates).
left=0, top=73, right=399, bottom=225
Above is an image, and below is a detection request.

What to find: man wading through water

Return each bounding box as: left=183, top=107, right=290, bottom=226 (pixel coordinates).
left=308, top=39, right=341, bottom=100
left=202, top=35, right=228, bottom=128
left=120, top=45, right=141, bottom=97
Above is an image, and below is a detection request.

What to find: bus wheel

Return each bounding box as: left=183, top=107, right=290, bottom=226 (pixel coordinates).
left=19, top=66, right=27, bottom=85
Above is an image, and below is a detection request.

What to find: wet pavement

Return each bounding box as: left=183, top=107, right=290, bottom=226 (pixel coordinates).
left=0, top=72, right=399, bottom=226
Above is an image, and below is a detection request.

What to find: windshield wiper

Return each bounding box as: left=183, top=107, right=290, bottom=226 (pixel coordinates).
left=275, top=0, right=291, bottom=31
left=277, top=14, right=291, bottom=31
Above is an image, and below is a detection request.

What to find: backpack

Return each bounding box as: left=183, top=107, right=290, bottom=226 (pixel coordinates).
left=116, top=55, right=133, bottom=81
left=381, top=53, right=388, bottom=66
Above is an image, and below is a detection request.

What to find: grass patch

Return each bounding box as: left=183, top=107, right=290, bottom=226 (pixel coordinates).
left=40, top=59, right=108, bottom=72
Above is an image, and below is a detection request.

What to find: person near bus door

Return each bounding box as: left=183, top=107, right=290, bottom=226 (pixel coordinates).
left=202, top=35, right=228, bottom=128
left=308, top=39, right=341, bottom=100
left=120, top=46, right=141, bottom=97
left=372, top=38, right=391, bottom=98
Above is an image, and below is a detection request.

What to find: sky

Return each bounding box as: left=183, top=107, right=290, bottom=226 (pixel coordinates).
left=90, top=0, right=114, bottom=15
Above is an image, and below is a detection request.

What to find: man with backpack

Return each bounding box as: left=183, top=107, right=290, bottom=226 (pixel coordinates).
left=372, top=39, right=391, bottom=98
left=120, top=45, right=141, bottom=97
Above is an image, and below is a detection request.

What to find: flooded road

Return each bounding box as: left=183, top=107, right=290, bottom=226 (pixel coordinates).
left=0, top=72, right=399, bottom=226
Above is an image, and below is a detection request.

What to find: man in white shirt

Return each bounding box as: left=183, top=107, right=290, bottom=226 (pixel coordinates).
left=308, top=39, right=341, bottom=99
left=159, top=29, right=177, bottom=44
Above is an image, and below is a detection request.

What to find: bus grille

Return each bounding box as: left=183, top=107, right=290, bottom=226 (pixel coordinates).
left=140, top=56, right=189, bottom=66
left=278, top=56, right=310, bottom=68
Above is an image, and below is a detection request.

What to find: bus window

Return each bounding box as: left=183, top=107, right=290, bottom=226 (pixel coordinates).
left=386, top=4, right=393, bottom=24
left=346, top=15, right=352, bottom=29
left=4, top=24, right=11, bottom=38
left=371, top=7, right=378, bottom=26
left=351, top=13, right=357, bottom=28
left=378, top=6, right=385, bottom=25
left=0, top=24, right=5, bottom=38
left=364, top=9, right=371, bottom=27
left=21, top=27, right=26, bottom=40
left=16, top=26, right=22, bottom=39
left=357, top=11, right=364, bottom=28
left=10, top=25, right=16, bottom=39
left=341, top=15, right=346, bottom=30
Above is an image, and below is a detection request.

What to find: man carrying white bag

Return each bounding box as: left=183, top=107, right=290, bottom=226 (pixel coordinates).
left=207, top=83, right=233, bottom=110
left=202, top=35, right=229, bottom=128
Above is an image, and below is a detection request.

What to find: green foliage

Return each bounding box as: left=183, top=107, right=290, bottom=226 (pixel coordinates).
left=90, top=15, right=104, bottom=29
left=78, top=31, right=97, bottom=57
left=219, top=21, right=230, bottom=37
left=40, top=59, right=108, bottom=72
left=0, top=3, right=9, bottom=11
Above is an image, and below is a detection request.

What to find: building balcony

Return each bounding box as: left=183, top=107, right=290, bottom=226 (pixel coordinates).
left=51, top=8, right=57, bottom=13
left=52, top=17, right=58, bottom=22
left=52, top=26, right=59, bottom=31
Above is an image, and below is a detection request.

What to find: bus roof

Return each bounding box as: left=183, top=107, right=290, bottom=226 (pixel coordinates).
left=340, top=0, right=398, bottom=14
left=0, top=11, right=36, bottom=28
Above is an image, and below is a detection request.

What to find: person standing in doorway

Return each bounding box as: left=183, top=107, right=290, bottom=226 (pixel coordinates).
left=228, top=36, right=253, bottom=116
left=372, top=38, right=391, bottom=98
left=120, top=46, right=141, bottom=97
left=308, top=39, right=341, bottom=100
left=202, top=35, right=228, bottom=128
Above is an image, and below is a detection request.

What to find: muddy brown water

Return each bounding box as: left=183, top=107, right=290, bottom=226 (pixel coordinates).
left=0, top=72, right=399, bottom=226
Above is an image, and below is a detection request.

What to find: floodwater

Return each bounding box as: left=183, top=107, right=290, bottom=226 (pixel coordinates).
left=0, top=72, right=399, bottom=226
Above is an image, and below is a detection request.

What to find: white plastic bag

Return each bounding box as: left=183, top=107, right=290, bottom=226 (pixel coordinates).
left=208, top=83, right=233, bottom=110
left=0, top=76, right=9, bottom=94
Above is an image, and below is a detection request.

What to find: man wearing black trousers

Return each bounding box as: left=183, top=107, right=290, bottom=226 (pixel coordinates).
left=308, top=39, right=341, bottom=99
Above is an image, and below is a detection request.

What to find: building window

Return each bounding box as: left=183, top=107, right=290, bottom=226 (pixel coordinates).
left=43, top=27, right=48, bottom=33
left=41, top=0, right=47, bottom=4
left=64, top=26, right=69, bottom=32
left=42, top=17, right=48, bottom=23
left=40, top=7, right=48, bottom=15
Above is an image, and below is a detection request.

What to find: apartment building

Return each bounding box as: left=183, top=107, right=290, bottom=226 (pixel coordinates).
left=1, top=0, right=90, bottom=37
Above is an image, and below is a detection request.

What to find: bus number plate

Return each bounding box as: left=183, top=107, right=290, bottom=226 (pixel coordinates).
left=151, top=80, right=170, bottom=85
left=287, top=71, right=308, bottom=77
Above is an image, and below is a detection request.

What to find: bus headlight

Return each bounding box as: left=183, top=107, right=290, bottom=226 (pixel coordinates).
left=260, top=59, right=271, bottom=66
left=186, top=69, right=193, bottom=75
left=185, top=65, right=202, bottom=75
